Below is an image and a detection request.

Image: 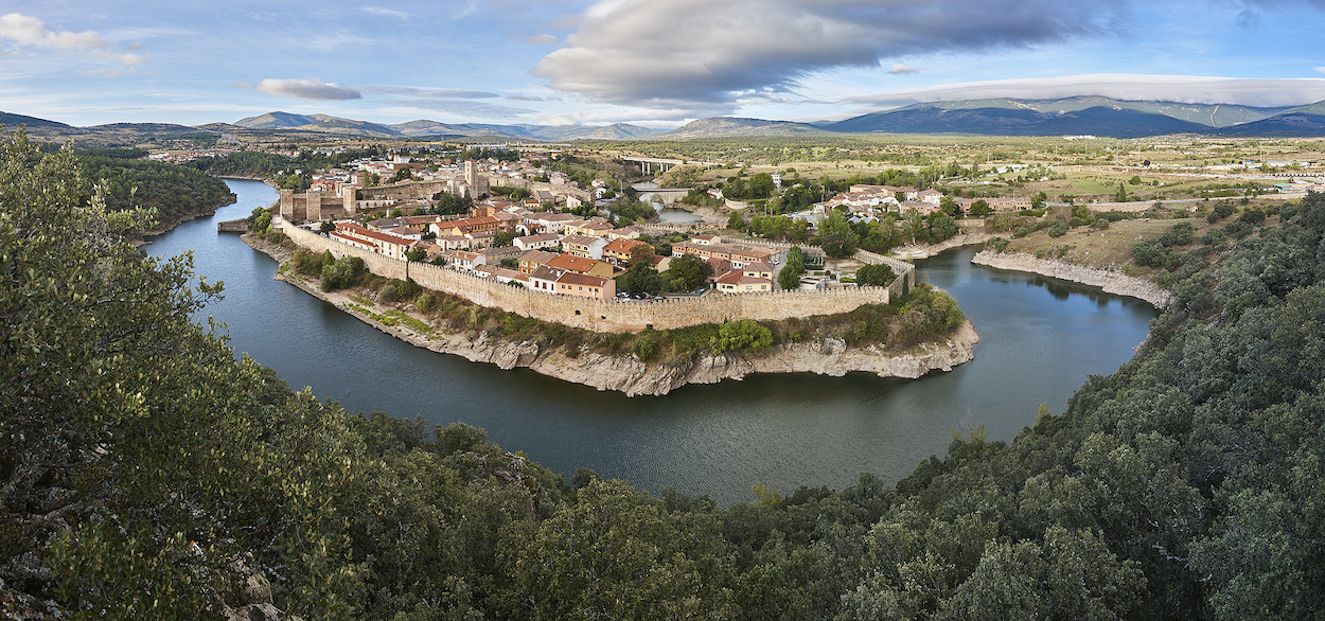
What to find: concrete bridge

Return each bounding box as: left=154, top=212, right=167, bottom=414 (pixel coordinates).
left=622, top=156, right=684, bottom=175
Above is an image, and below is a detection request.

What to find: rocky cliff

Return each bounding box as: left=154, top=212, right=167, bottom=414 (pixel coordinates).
left=970, top=250, right=1172, bottom=308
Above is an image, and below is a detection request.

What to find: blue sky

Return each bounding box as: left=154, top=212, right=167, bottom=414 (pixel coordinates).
left=3, top=0, right=1325, bottom=127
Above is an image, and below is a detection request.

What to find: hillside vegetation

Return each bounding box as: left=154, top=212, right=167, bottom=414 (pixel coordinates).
left=4, top=132, right=1325, bottom=619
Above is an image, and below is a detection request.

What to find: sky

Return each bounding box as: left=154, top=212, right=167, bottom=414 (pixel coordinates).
left=3, top=0, right=1325, bottom=127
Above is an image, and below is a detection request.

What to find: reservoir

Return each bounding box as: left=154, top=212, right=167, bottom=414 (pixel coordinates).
left=148, top=179, right=1156, bottom=503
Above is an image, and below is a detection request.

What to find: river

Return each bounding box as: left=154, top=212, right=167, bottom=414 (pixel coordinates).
left=147, top=179, right=1156, bottom=503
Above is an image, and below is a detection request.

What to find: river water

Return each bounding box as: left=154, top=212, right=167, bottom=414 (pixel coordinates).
left=147, top=179, right=1155, bottom=503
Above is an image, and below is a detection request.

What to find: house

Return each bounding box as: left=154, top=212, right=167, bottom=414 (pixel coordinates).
left=742, top=262, right=774, bottom=281
left=442, top=249, right=485, bottom=271
left=481, top=245, right=523, bottom=265
left=528, top=265, right=565, bottom=293
left=330, top=222, right=416, bottom=260
left=691, top=233, right=721, bottom=246
left=715, top=269, right=773, bottom=293
left=563, top=217, right=614, bottom=237
left=430, top=215, right=503, bottom=238
left=605, top=226, right=644, bottom=240
left=530, top=212, right=577, bottom=234
left=474, top=265, right=530, bottom=287
left=561, top=234, right=608, bottom=260
left=917, top=189, right=944, bottom=206
left=518, top=249, right=559, bottom=274
left=514, top=233, right=561, bottom=251
left=603, top=238, right=653, bottom=265
left=384, top=226, right=424, bottom=240
left=673, top=242, right=781, bottom=268
left=554, top=272, right=616, bottom=301
left=547, top=253, right=616, bottom=279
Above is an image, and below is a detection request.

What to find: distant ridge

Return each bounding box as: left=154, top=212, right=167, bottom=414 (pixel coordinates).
left=6, top=96, right=1325, bottom=142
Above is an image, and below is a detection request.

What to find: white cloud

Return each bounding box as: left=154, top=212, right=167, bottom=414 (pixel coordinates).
left=255, top=78, right=362, bottom=100
left=0, top=13, right=142, bottom=64
left=359, top=6, right=410, bottom=19
left=534, top=0, right=1131, bottom=111
left=1315, top=66, right=1325, bottom=75
left=845, top=74, right=1325, bottom=109
left=888, top=63, right=920, bottom=75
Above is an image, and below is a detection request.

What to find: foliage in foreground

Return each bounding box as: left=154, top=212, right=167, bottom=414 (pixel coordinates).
left=4, top=133, right=1325, bottom=620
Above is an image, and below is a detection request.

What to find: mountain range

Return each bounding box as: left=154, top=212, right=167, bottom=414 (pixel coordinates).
left=4, top=96, right=1325, bottom=142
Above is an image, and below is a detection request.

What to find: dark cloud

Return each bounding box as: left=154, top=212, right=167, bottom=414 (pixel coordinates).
left=255, top=78, right=361, bottom=100
left=534, top=0, right=1132, bottom=109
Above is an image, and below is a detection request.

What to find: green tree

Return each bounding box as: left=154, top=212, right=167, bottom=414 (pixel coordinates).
left=817, top=210, right=860, bottom=258
left=855, top=263, right=897, bottom=287
left=779, top=246, right=807, bottom=290
left=968, top=200, right=992, bottom=218
left=663, top=254, right=713, bottom=292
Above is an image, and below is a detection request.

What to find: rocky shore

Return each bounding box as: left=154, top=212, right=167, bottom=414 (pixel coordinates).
left=890, top=232, right=993, bottom=260
left=245, top=234, right=979, bottom=396
left=971, top=250, right=1172, bottom=308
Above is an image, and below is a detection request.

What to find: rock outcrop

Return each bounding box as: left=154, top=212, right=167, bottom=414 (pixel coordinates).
left=971, top=250, right=1171, bottom=308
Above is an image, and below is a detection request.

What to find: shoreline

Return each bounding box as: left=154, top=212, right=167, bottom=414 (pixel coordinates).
left=244, top=234, right=979, bottom=396
left=890, top=232, right=993, bottom=260
left=971, top=250, right=1171, bottom=308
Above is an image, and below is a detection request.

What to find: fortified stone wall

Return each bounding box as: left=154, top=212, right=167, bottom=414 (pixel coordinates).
left=277, top=218, right=901, bottom=333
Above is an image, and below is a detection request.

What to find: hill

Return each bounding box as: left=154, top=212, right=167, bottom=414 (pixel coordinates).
left=0, top=111, right=73, bottom=130
left=1218, top=102, right=1325, bottom=137
left=662, top=117, right=826, bottom=139
left=828, top=98, right=1223, bottom=137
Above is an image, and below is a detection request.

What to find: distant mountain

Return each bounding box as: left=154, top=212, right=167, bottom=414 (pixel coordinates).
left=0, top=111, right=74, bottom=130
left=233, top=112, right=400, bottom=137
left=828, top=99, right=1229, bottom=137
left=1218, top=102, right=1325, bottom=137
left=662, top=117, right=826, bottom=139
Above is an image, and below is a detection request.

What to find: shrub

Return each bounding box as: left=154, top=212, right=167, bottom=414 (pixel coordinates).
left=1046, top=221, right=1070, bottom=237
left=855, top=263, right=897, bottom=287
left=320, top=256, right=368, bottom=291
left=988, top=237, right=1010, bottom=253
left=710, top=320, right=773, bottom=355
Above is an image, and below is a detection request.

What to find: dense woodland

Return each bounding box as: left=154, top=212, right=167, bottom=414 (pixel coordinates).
left=4, top=132, right=1325, bottom=619
left=74, top=151, right=234, bottom=229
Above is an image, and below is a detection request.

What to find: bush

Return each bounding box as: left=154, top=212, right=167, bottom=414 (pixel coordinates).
left=415, top=292, right=435, bottom=313
left=1131, top=241, right=1169, bottom=268
left=320, top=256, right=368, bottom=291
left=1207, top=203, right=1237, bottom=223
left=855, top=263, right=897, bottom=287
left=1046, top=221, right=1070, bottom=237
left=988, top=237, right=1010, bottom=253
left=710, top=320, right=773, bottom=355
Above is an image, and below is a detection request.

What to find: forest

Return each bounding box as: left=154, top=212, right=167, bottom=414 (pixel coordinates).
left=4, top=132, right=1324, bottom=620
left=75, top=151, right=234, bottom=230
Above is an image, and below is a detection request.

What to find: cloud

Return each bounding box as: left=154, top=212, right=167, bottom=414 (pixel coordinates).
left=0, top=12, right=143, bottom=64
left=369, top=86, right=500, bottom=99
left=359, top=6, right=410, bottom=19
left=379, top=100, right=536, bottom=119
left=255, top=78, right=362, bottom=100
left=844, top=74, right=1325, bottom=109
left=888, top=63, right=920, bottom=75
left=524, top=33, right=558, bottom=45
left=1316, top=67, right=1325, bottom=75
left=534, top=0, right=1132, bottom=110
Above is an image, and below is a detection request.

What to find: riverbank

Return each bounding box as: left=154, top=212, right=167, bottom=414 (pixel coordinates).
left=245, top=233, right=978, bottom=396
left=971, top=250, right=1172, bottom=308
left=890, top=232, right=994, bottom=260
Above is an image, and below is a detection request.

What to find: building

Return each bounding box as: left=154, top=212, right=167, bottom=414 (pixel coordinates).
left=715, top=267, right=773, bottom=293
left=563, top=217, right=614, bottom=237
left=528, top=265, right=565, bottom=293
left=691, top=234, right=722, bottom=246
left=603, top=238, right=653, bottom=265
left=561, top=234, right=609, bottom=260
left=513, top=233, right=562, bottom=251
left=330, top=222, right=416, bottom=260
left=673, top=242, right=783, bottom=269
left=546, top=253, right=616, bottom=279
left=518, top=249, right=559, bottom=274
left=442, top=249, right=485, bottom=271
left=554, top=272, right=616, bottom=301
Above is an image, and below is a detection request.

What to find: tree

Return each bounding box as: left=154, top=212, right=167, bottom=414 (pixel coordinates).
left=405, top=246, right=427, bottom=263
left=968, top=200, right=992, bottom=218
left=903, top=212, right=928, bottom=245
left=817, top=210, right=859, bottom=258
left=250, top=207, right=272, bottom=234
left=710, top=320, right=773, bottom=354
left=940, top=196, right=960, bottom=217
left=727, top=210, right=747, bottom=231
left=617, top=261, right=663, bottom=296
left=779, top=246, right=806, bottom=290
left=494, top=230, right=514, bottom=247
left=663, top=254, right=713, bottom=292
left=855, top=263, right=896, bottom=287
left=389, top=167, right=414, bottom=183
